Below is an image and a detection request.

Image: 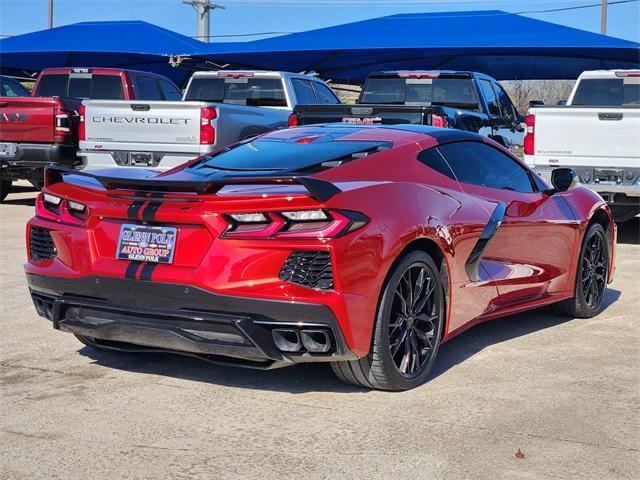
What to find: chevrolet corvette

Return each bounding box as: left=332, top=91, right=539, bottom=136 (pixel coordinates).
left=25, top=124, right=616, bottom=390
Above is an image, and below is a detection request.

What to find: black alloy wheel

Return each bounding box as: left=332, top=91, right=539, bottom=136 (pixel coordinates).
left=552, top=222, right=609, bottom=318
left=331, top=250, right=444, bottom=391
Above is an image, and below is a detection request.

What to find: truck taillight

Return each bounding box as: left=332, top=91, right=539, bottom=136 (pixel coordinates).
left=78, top=104, right=86, bottom=142
left=54, top=103, right=71, bottom=139
left=200, top=107, right=217, bottom=145
left=288, top=113, right=299, bottom=127
left=524, top=114, right=535, bottom=156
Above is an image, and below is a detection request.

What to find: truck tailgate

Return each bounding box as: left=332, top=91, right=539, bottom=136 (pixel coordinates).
left=294, top=104, right=434, bottom=125
left=0, top=97, right=59, bottom=143
left=83, top=100, right=205, bottom=153
left=532, top=107, right=640, bottom=168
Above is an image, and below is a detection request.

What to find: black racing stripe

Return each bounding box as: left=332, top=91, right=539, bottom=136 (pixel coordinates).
left=465, top=202, right=507, bottom=282
left=127, top=200, right=146, bottom=221
left=125, top=261, right=143, bottom=280
left=140, top=193, right=164, bottom=223
left=139, top=262, right=158, bottom=281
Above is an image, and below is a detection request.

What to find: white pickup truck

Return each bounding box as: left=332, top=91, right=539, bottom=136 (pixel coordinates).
left=78, top=70, right=341, bottom=171
left=524, top=70, right=640, bottom=222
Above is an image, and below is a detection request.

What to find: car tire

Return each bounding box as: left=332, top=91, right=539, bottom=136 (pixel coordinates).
left=331, top=250, right=445, bottom=391
left=0, top=179, right=12, bottom=202
left=552, top=223, right=609, bottom=318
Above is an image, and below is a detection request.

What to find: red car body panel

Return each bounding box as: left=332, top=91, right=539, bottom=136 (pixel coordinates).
left=24, top=125, right=616, bottom=363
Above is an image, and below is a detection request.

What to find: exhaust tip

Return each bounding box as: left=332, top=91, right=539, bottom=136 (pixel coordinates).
left=272, top=329, right=302, bottom=352
left=300, top=329, right=331, bottom=353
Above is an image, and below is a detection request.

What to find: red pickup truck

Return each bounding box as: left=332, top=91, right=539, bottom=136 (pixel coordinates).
left=0, top=67, right=182, bottom=201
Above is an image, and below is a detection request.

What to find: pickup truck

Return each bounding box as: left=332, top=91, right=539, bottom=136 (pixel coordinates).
left=0, top=67, right=182, bottom=201
left=289, top=70, right=525, bottom=155
left=79, top=70, right=341, bottom=171
left=525, top=70, right=640, bottom=222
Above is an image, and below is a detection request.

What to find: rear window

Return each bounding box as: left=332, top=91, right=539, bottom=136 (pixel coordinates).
left=360, top=77, right=479, bottom=109
left=34, top=73, right=124, bottom=99
left=185, top=77, right=287, bottom=107
left=572, top=78, right=640, bottom=106
left=193, top=137, right=386, bottom=173
left=35, top=74, right=69, bottom=97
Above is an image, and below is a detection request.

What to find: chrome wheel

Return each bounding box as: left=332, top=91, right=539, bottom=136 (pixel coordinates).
left=581, top=230, right=607, bottom=310
left=389, top=263, right=440, bottom=378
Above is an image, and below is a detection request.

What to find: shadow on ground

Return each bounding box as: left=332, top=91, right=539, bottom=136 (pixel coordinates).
left=80, top=288, right=621, bottom=393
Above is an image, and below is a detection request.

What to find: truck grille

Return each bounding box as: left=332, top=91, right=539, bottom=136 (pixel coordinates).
left=280, top=251, right=334, bottom=290
left=29, top=228, right=56, bottom=262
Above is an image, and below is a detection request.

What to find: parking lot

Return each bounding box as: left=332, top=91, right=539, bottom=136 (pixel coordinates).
left=1, top=183, right=638, bottom=480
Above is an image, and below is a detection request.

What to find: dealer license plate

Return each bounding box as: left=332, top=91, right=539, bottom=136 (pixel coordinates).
left=0, top=142, right=17, bottom=157
left=116, top=224, right=177, bottom=264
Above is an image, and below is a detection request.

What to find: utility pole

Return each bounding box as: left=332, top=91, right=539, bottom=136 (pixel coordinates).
left=183, top=0, right=225, bottom=42
left=601, top=0, right=608, bottom=34
left=48, top=0, right=54, bottom=28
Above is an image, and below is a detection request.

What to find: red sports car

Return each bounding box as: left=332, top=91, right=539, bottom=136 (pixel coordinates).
left=25, top=125, right=616, bottom=391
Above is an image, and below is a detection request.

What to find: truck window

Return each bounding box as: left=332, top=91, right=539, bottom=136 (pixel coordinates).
left=68, top=76, right=92, bottom=98
left=135, top=76, right=163, bottom=100
left=292, top=79, right=317, bottom=104
left=159, top=79, right=182, bottom=100
left=34, top=74, right=69, bottom=97
left=1, top=77, right=30, bottom=97
left=494, top=83, right=518, bottom=120
left=420, top=141, right=535, bottom=193
left=572, top=78, right=640, bottom=106
left=185, top=77, right=287, bottom=107
left=360, top=77, right=479, bottom=109
left=90, top=75, right=124, bottom=100
left=478, top=79, right=501, bottom=116
left=312, top=82, right=340, bottom=104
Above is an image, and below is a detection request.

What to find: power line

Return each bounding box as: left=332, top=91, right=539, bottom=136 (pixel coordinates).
left=515, top=0, right=636, bottom=15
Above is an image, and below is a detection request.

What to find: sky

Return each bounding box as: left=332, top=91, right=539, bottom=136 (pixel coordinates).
left=0, top=0, right=639, bottom=42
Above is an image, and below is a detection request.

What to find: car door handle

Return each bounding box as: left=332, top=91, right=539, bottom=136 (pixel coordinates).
left=598, top=113, right=623, bottom=121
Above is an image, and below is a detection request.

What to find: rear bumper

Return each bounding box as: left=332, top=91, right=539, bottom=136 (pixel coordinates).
left=77, top=150, right=206, bottom=171
left=0, top=143, right=77, bottom=167
left=26, top=273, right=356, bottom=368
left=533, top=165, right=640, bottom=198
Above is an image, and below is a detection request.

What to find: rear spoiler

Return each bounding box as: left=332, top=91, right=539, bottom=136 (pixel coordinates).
left=44, top=166, right=342, bottom=203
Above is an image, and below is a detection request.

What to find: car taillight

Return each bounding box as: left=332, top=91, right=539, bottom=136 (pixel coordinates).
left=78, top=104, right=86, bottom=142
left=288, top=113, right=299, bottom=127
left=432, top=114, right=448, bottom=128
left=200, top=107, right=217, bottom=145
left=222, top=209, right=369, bottom=240
left=36, top=192, right=87, bottom=225
left=524, top=114, right=535, bottom=156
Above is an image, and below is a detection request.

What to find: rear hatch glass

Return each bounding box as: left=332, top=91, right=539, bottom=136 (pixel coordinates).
left=185, top=77, right=287, bottom=107
left=360, top=76, right=479, bottom=109
left=35, top=73, right=124, bottom=100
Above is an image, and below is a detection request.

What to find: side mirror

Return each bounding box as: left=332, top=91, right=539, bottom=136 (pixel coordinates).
left=550, top=168, right=579, bottom=192
left=529, top=100, right=544, bottom=108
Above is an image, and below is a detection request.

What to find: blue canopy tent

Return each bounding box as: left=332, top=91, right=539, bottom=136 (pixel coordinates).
left=0, top=11, right=638, bottom=86
left=0, top=21, right=206, bottom=85
left=199, top=10, right=640, bottom=82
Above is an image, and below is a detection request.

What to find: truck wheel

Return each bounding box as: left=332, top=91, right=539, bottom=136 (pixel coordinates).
left=331, top=250, right=444, bottom=391
left=0, top=179, right=12, bottom=202
left=552, top=223, right=609, bottom=318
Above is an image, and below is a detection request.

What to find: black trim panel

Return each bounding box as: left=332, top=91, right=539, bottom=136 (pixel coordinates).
left=465, top=202, right=507, bottom=282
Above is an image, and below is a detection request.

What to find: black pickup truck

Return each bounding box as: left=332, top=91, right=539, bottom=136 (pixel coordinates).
left=289, top=70, right=525, bottom=155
